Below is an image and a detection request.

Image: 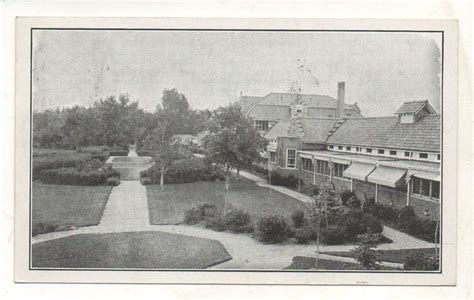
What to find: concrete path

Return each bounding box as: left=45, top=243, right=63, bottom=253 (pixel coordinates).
left=99, top=181, right=150, bottom=228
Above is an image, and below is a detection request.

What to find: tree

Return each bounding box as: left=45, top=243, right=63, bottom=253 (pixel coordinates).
left=351, top=230, right=382, bottom=270
left=157, top=88, right=191, bottom=134
left=206, top=103, right=268, bottom=195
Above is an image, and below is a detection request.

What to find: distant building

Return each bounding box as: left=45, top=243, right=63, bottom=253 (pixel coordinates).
left=240, top=82, right=362, bottom=133
left=171, top=134, right=195, bottom=146
left=266, top=100, right=440, bottom=218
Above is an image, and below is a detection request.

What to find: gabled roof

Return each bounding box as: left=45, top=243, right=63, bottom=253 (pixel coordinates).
left=395, top=100, right=436, bottom=114
left=264, top=118, right=338, bottom=144
left=239, top=96, right=262, bottom=114
left=247, top=105, right=291, bottom=120
left=327, top=115, right=440, bottom=152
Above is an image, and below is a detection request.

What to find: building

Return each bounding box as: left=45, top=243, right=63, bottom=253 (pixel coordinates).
left=240, top=82, right=363, bottom=133
left=266, top=100, right=441, bottom=218
left=171, top=134, right=195, bottom=146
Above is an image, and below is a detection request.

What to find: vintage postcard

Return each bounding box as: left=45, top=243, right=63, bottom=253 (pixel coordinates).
left=15, top=17, right=458, bottom=285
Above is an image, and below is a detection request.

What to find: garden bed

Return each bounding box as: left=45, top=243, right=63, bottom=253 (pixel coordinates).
left=320, top=248, right=438, bottom=264
left=284, top=256, right=400, bottom=270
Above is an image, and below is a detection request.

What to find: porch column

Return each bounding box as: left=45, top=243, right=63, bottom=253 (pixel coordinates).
left=351, top=178, right=354, bottom=192
left=406, top=178, right=411, bottom=206
left=329, top=161, right=334, bottom=183
left=312, top=155, right=316, bottom=185
left=375, top=183, right=378, bottom=204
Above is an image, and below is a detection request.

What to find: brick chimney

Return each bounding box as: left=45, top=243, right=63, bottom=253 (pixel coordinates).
left=336, top=82, right=345, bottom=119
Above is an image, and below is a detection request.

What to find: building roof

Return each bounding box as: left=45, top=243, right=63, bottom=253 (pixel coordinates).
left=327, top=115, right=440, bottom=152
left=239, top=96, right=262, bottom=114
left=395, top=100, right=435, bottom=114
left=247, top=105, right=291, bottom=120
left=299, top=118, right=339, bottom=143
left=264, top=120, right=294, bottom=140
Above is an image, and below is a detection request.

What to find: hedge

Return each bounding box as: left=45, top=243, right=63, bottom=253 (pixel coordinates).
left=141, top=158, right=225, bottom=184
left=33, top=154, right=90, bottom=180
left=255, top=214, right=292, bottom=244
left=267, top=171, right=301, bottom=188
left=136, top=150, right=153, bottom=157
left=109, top=150, right=129, bottom=156
left=39, top=165, right=120, bottom=186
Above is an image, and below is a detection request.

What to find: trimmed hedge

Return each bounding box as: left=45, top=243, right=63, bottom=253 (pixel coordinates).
left=267, top=171, right=301, bottom=189
left=141, top=158, right=225, bottom=184
left=204, top=210, right=254, bottom=233
left=39, top=165, right=120, bottom=186
left=109, top=150, right=129, bottom=156
left=33, top=154, right=90, bottom=180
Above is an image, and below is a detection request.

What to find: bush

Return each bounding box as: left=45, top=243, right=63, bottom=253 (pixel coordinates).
left=404, top=253, right=440, bottom=271
left=136, top=150, right=153, bottom=157
left=33, top=154, right=89, bottom=180
left=255, top=214, right=292, bottom=244
left=301, top=184, right=319, bottom=197
left=291, top=210, right=306, bottom=228
left=183, top=204, right=219, bottom=225
left=294, top=226, right=315, bottom=244
left=77, top=145, right=110, bottom=154
left=140, top=177, right=152, bottom=185
left=39, top=164, right=120, bottom=186
left=107, top=176, right=120, bottom=186
left=397, top=206, right=418, bottom=231
left=222, top=210, right=253, bottom=233
left=143, top=158, right=225, bottom=184
left=339, top=210, right=383, bottom=239
left=32, top=223, right=59, bottom=236
left=109, top=150, right=129, bottom=156
left=340, top=190, right=355, bottom=205
left=351, top=232, right=382, bottom=270
left=346, top=195, right=361, bottom=209
left=321, top=225, right=346, bottom=245
left=253, top=163, right=268, bottom=176
left=267, top=171, right=301, bottom=188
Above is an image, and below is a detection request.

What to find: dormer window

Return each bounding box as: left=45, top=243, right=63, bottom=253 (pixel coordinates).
left=395, top=100, right=436, bottom=124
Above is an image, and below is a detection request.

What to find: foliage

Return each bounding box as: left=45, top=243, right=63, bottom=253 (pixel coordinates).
left=106, top=177, right=121, bottom=186
left=339, top=210, right=384, bottom=238
left=136, top=150, right=153, bottom=157
left=403, top=253, right=440, bottom=271
left=351, top=231, right=382, bottom=270
left=346, top=195, right=362, bottom=209
left=183, top=204, right=219, bottom=225
left=267, top=171, right=301, bottom=188
left=140, top=177, right=152, bottom=185
left=291, top=210, right=307, bottom=228
left=300, top=184, right=320, bottom=197
left=340, top=190, right=355, bottom=205
left=294, top=226, right=316, bottom=244
left=206, top=103, right=268, bottom=191
left=39, top=165, right=120, bottom=186
left=109, top=150, right=129, bottom=156
left=320, top=225, right=346, bottom=245
left=141, top=158, right=225, bottom=184
left=32, top=153, right=90, bottom=180
left=255, top=214, right=292, bottom=244
left=205, top=210, right=254, bottom=233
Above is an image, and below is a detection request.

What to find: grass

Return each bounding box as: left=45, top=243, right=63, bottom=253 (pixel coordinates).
left=32, top=182, right=112, bottom=229
left=146, top=177, right=310, bottom=225
left=320, top=248, right=438, bottom=264
left=32, top=231, right=232, bottom=269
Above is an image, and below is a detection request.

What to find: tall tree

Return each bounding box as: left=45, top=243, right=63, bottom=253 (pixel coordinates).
left=158, top=88, right=191, bottom=135
left=206, top=103, right=267, bottom=193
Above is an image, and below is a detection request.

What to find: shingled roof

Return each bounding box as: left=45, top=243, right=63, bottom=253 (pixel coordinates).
left=264, top=118, right=338, bottom=143
left=327, top=115, right=440, bottom=152
left=239, top=96, right=262, bottom=114
left=395, top=100, right=436, bottom=114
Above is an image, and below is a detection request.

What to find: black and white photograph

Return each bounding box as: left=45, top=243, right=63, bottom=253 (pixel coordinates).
left=12, top=17, right=461, bottom=286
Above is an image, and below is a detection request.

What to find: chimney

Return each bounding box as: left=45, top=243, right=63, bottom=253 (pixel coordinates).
left=337, top=82, right=345, bottom=119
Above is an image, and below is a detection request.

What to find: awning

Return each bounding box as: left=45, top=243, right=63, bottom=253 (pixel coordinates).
left=298, top=152, right=314, bottom=159
left=367, top=166, right=407, bottom=188
left=343, top=162, right=376, bottom=181
left=407, top=170, right=440, bottom=181
left=331, top=157, right=351, bottom=165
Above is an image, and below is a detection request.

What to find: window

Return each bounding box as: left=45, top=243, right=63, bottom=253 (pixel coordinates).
left=316, top=159, right=330, bottom=175
left=419, top=153, right=428, bottom=159
left=269, top=151, right=276, bottom=163
left=255, top=120, right=269, bottom=131
left=338, top=146, right=343, bottom=150
left=302, top=158, right=314, bottom=172
left=345, top=113, right=352, bottom=117
left=366, top=148, right=372, bottom=153
left=333, top=163, right=349, bottom=178
left=378, top=149, right=385, bottom=155
left=346, top=146, right=351, bottom=151
left=437, top=154, right=441, bottom=161
left=404, top=151, right=411, bottom=157
left=356, top=147, right=361, bottom=152
left=286, top=149, right=296, bottom=168
left=390, top=150, right=397, bottom=156
left=329, top=145, right=334, bottom=149
left=411, top=176, right=440, bottom=200
left=328, top=115, right=333, bottom=118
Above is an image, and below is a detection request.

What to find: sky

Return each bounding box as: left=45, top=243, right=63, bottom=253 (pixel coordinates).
left=32, top=30, right=442, bottom=117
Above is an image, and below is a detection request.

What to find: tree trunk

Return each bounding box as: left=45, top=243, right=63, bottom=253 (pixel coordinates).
left=160, top=164, right=165, bottom=192
left=237, top=168, right=240, bottom=179
left=434, top=219, right=439, bottom=258
left=315, top=216, right=321, bottom=270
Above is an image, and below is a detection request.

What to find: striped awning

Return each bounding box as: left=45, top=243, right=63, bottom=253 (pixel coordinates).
left=367, top=166, right=407, bottom=188
left=343, top=162, right=376, bottom=181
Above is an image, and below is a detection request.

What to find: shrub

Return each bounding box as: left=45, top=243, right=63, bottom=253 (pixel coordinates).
left=32, top=223, right=59, bottom=236
left=340, top=190, right=355, bottom=205
left=39, top=164, right=119, bottom=186
left=397, top=206, right=418, bottom=231
left=255, top=214, right=292, bottom=243
left=301, top=184, right=319, bottom=197
left=107, top=177, right=120, bottom=186
left=321, top=225, right=346, bottom=245
left=346, top=195, right=361, bottom=209
left=253, top=163, right=268, bottom=176
left=340, top=210, right=383, bottom=239
left=222, top=210, right=253, bottom=233
left=267, top=171, right=301, bottom=189
left=404, top=253, right=440, bottom=271
left=32, top=154, right=89, bottom=180
left=109, top=150, right=129, bottom=156
left=204, top=216, right=227, bottom=231
left=136, top=150, right=153, bottom=157
left=351, top=232, right=382, bottom=270
left=183, top=204, right=219, bottom=225
left=291, top=210, right=306, bottom=228
left=140, top=177, right=152, bottom=185
left=294, top=226, right=315, bottom=244
left=77, top=145, right=110, bottom=154
left=143, top=158, right=225, bottom=184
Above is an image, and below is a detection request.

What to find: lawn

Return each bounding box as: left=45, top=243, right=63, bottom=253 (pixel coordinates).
left=320, top=248, right=438, bottom=264
left=32, top=182, right=112, bottom=229
left=284, top=256, right=401, bottom=271
left=146, top=178, right=310, bottom=225
left=32, top=232, right=231, bottom=269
